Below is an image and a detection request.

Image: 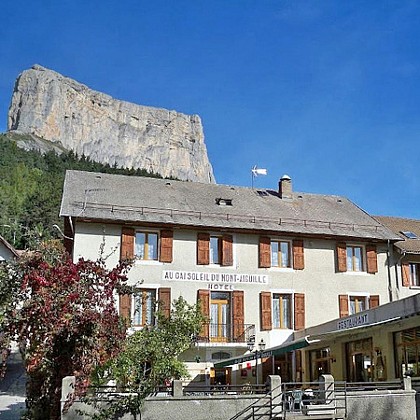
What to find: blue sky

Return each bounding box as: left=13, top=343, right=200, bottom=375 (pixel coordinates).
left=1, top=1, right=419, bottom=218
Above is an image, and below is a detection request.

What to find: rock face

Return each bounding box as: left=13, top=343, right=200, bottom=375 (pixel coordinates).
left=8, top=65, right=215, bottom=183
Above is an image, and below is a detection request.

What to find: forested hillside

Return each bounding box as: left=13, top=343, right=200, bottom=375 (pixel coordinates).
left=0, top=133, right=163, bottom=250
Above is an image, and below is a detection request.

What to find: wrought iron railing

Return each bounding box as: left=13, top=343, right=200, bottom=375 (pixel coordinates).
left=195, top=323, right=255, bottom=344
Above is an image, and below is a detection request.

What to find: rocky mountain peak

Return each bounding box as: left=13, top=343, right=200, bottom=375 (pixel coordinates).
left=8, top=65, right=215, bottom=183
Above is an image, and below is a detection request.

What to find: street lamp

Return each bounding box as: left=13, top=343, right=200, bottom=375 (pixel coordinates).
left=247, top=338, right=266, bottom=385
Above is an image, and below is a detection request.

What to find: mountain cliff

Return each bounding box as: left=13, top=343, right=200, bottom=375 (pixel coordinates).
left=7, top=65, right=215, bottom=183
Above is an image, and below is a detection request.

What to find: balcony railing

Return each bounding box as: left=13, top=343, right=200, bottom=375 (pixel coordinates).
left=195, top=323, right=255, bottom=344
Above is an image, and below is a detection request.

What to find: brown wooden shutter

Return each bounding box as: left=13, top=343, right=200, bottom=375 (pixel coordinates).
left=260, top=292, right=272, bottom=331
left=221, top=235, right=233, bottom=266
left=158, top=287, right=171, bottom=319
left=293, top=240, right=305, bottom=270
left=63, top=217, right=74, bottom=257
left=120, top=227, right=135, bottom=260
left=366, top=245, right=378, bottom=274
left=119, top=294, right=132, bottom=326
left=339, top=295, right=349, bottom=318
left=159, top=230, right=173, bottom=263
left=197, top=233, right=210, bottom=265
left=336, top=242, right=347, bottom=272
left=369, top=295, right=380, bottom=309
left=294, top=293, right=305, bottom=330
left=402, top=263, right=411, bottom=287
left=197, top=289, right=210, bottom=338
left=232, top=290, right=244, bottom=341
left=259, top=237, right=271, bottom=268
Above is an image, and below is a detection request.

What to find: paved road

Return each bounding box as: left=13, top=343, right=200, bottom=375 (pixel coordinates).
left=0, top=353, right=26, bottom=419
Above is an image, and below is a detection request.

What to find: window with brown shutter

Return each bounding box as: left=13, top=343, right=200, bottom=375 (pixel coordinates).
left=402, top=263, right=411, bottom=287
left=366, top=245, right=378, bottom=274
left=336, top=243, right=347, bottom=272
left=369, top=295, right=379, bottom=309
left=159, top=230, right=173, bottom=263
left=221, top=235, right=233, bottom=266
left=197, top=289, right=210, bottom=338
left=158, top=287, right=171, bottom=319
left=339, top=295, right=349, bottom=318
left=120, top=227, right=135, bottom=260
left=294, top=293, right=305, bottom=330
left=260, top=291, right=272, bottom=331
left=119, top=294, right=132, bottom=326
left=232, top=290, right=244, bottom=341
left=259, top=237, right=271, bottom=268
left=197, top=233, right=210, bottom=265
left=293, top=240, right=305, bottom=270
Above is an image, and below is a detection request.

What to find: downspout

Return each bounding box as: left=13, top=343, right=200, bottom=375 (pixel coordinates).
left=386, top=240, right=393, bottom=302
left=395, top=250, right=407, bottom=295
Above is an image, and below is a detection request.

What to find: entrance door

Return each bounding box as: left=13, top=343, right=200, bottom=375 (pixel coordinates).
left=210, top=368, right=232, bottom=386
left=210, top=292, right=230, bottom=342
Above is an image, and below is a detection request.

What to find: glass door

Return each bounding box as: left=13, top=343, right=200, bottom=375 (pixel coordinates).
left=210, top=292, right=230, bottom=342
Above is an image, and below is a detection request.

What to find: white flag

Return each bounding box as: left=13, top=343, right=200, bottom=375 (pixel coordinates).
left=252, top=166, right=267, bottom=176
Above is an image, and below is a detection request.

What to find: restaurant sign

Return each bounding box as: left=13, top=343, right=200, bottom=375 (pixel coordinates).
left=337, top=313, right=369, bottom=330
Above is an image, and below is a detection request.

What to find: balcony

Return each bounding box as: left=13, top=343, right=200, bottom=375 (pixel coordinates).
left=195, top=323, right=255, bottom=345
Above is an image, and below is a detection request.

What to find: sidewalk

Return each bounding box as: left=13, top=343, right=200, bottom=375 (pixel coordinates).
left=0, top=352, right=26, bottom=419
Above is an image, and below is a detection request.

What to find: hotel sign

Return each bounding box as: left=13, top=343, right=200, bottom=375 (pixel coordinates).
left=162, top=270, right=268, bottom=286
left=337, top=313, right=369, bottom=330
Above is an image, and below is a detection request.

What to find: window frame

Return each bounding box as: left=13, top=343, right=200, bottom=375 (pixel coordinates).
left=272, top=293, right=293, bottom=329
left=132, top=289, right=157, bottom=327
left=270, top=240, right=292, bottom=268
left=209, top=235, right=222, bottom=265
left=348, top=295, right=368, bottom=315
left=346, top=245, right=364, bottom=272
left=409, top=263, right=420, bottom=287
left=135, top=230, right=159, bottom=261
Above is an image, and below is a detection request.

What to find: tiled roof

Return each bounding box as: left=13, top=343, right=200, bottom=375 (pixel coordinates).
left=374, top=216, right=420, bottom=254
left=60, top=170, right=398, bottom=241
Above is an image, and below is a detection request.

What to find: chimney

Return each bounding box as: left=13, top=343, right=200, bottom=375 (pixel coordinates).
left=279, top=174, right=292, bottom=199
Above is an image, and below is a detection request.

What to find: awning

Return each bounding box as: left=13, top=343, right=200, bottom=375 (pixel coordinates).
left=213, top=336, right=317, bottom=368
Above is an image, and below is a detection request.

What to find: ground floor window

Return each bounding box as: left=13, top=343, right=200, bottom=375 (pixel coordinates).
left=133, top=289, right=156, bottom=326
left=309, top=348, right=332, bottom=381
left=395, top=326, right=420, bottom=378
left=346, top=338, right=373, bottom=382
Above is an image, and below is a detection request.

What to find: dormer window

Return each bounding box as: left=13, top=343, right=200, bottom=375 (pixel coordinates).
left=215, top=198, right=233, bottom=206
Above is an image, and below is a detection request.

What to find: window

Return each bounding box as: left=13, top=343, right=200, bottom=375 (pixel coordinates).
left=120, top=228, right=173, bottom=263
left=409, top=264, right=420, bottom=286
left=135, top=232, right=158, bottom=260
left=197, top=233, right=233, bottom=266
left=403, top=263, right=420, bottom=287
left=259, top=237, right=304, bottom=270
left=401, top=231, right=418, bottom=239
left=210, top=236, right=221, bottom=264
left=339, top=294, right=379, bottom=318
left=395, top=327, right=420, bottom=378
left=346, top=246, right=363, bottom=272
left=133, top=289, right=156, bottom=326
left=349, top=296, right=367, bottom=315
left=273, top=294, right=292, bottom=329
left=260, top=292, right=305, bottom=331
left=336, top=243, right=377, bottom=274
left=271, top=241, right=291, bottom=268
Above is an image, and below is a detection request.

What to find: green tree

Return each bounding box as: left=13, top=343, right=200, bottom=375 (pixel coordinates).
left=87, top=297, right=205, bottom=419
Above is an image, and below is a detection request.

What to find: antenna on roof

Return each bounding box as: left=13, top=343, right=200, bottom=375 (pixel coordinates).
left=251, top=165, right=267, bottom=189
